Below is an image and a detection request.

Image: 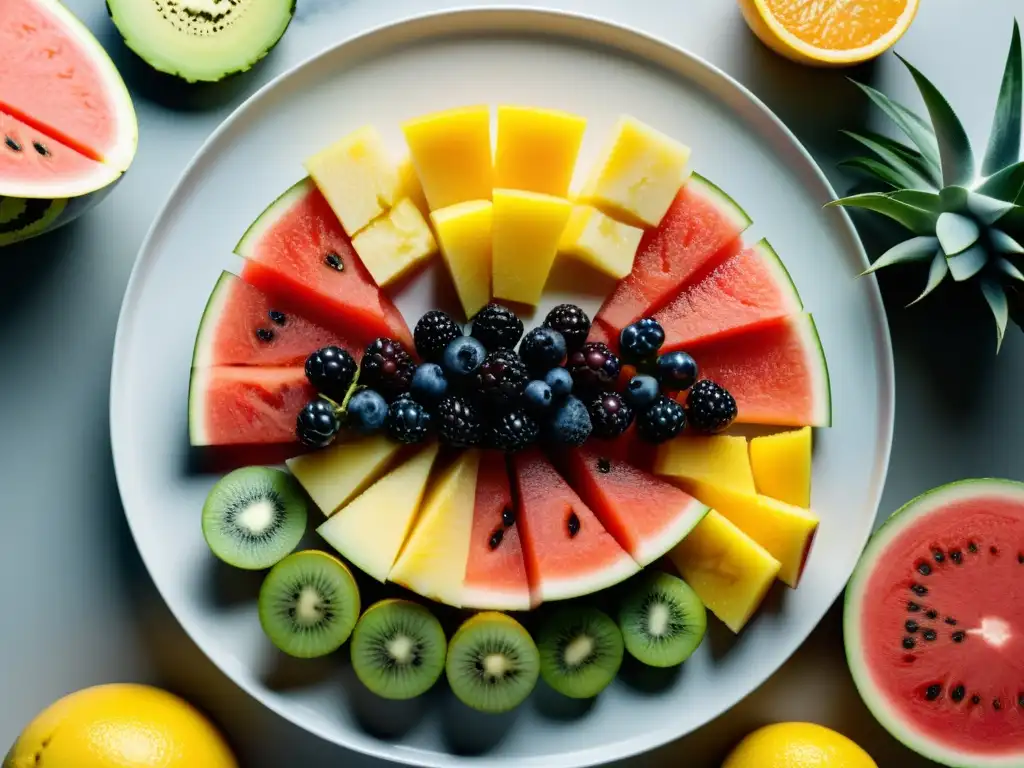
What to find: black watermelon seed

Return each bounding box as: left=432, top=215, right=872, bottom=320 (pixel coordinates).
left=4, top=136, right=21, bottom=152
left=907, top=602, right=921, bottom=612
left=951, top=550, right=963, bottom=564
left=923, top=629, right=937, bottom=641
left=917, top=563, right=932, bottom=576
left=502, top=506, right=515, bottom=527
left=933, top=549, right=945, bottom=563
left=990, top=545, right=999, bottom=555
left=325, top=252, right=344, bottom=271
left=945, top=617, right=957, bottom=626
left=951, top=685, right=965, bottom=703
left=488, top=528, right=504, bottom=550
left=1018, top=693, right=1024, bottom=707
left=994, top=699, right=1002, bottom=711
left=905, top=620, right=919, bottom=633
left=269, top=310, right=287, bottom=326
left=597, top=457, right=611, bottom=474
left=32, top=141, right=49, bottom=157
left=968, top=541, right=978, bottom=553
left=255, top=328, right=274, bottom=342
left=911, top=583, right=928, bottom=596
left=925, top=685, right=942, bottom=701
left=567, top=512, right=580, bottom=538
left=1018, top=553, right=1024, bottom=564
left=902, top=637, right=916, bottom=649
left=971, top=695, right=982, bottom=705
left=952, top=631, right=966, bottom=643
left=926, top=609, right=938, bottom=620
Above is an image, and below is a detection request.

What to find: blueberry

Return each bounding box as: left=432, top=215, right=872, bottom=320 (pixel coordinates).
left=623, top=374, right=660, bottom=410
left=523, top=380, right=554, bottom=413
left=297, top=398, right=340, bottom=448
left=656, top=351, right=699, bottom=392
left=619, top=318, right=665, bottom=363
left=345, top=388, right=388, bottom=433
left=519, top=327, right=567, bottom=375
left=410, top=363, right=448, bottom=405
left=547, top=395, right=592, bottom=446
left=443, top=335, right=487, bottom=377
left=544, top=367, right=574, bottom=399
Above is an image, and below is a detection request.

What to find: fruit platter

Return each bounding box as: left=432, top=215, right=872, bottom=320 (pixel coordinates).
left=109, top=11, right=894, bottom=766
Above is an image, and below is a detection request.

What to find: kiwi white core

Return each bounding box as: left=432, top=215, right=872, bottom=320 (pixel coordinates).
left=236, top=499, right=277, bottom=534
left=386, top=635, right=416, bottom=665
left=564, top=636, right=595, bottom=668
left=483, top=653, right=512, bottom=680
left=647, top=603, right=671, bottom=638
left=295, top=587, right=325, bottom=627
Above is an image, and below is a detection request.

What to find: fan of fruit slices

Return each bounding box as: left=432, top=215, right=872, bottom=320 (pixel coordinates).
left=188, top=104, right=832, bottom=709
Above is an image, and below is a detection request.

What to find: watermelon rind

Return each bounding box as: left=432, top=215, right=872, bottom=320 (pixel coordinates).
left=843, top=478, right=1024, bottom=768
left=234, top=178, right=315, bottom=258
left=460, top=584, right=533, bottom=613
left=187, top=365, right=212, bottom=446
left=633, top=497, right=711, bottom=567
left=688, top=172, right=754, bottom=233
left=536, top=555, right=641, bottom=604
left=191, top=272, right=236, bottom=369
left=751, top=237, right=805, bottom=314
left=793, top=313, right=832, bottom=428
left=0, top=197, right=67, bottom=247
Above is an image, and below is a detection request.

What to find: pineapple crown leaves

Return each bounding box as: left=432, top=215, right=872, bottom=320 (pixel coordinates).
left=829, top=19, right=1024, bottom=352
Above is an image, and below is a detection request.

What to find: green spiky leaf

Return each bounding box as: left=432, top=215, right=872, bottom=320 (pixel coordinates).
left=827, top=192, right=939, bottom=235
left=846, top=131, right=942, bottom=187
left=975, top=161, right=1024, bottom=201
left=996, top=256, right=1024, bottom=282
left=966, top=192, right=1018, bottom=224
left=979, top=277, right=1009, bottom=352
left=946, top=241, right=989, bottom=281
left=838, top=158, right=906, bottom=189
left=939, top=186, right=970, bottom=213
left=888, top=190, right=943, bottom=212
left=936, top=212, right=981, bottom=255
left=908, top=249, right=949, bottom=306
left=990, top=228, right=1024, bottom=254
left=897, top=54, right=976, bottom=187
left=840, top=131, right=935, bottom=190
left=983, top=21, right=1023, bottom=176
left=862, top=236, right=938, bottom=275
left=849, top=80, right=942, bottom=175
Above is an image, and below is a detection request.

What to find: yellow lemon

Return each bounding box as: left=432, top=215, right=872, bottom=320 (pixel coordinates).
left=723, top=722, right=877, bottom=768
left=737, top=0, right=920, bottom=67
left=4, top=684, right=238, bottom=768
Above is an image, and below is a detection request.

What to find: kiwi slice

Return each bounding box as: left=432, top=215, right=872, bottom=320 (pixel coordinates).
left=618, top=572, right=707, bottom=667
left=258, top=550, right=360, bottom=658
left=202, top=466, right=307, bottom=570
left=349, top=599, right=447, bottom=700
left=537, top=606, right=624, bottom=699
left=446, top=612, right=540, bottom=713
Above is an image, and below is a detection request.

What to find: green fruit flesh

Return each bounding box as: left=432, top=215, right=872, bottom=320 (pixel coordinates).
left=258, top=550, right=360, bottom=658
left=350, top=599, right=447, bottom=700
left=106, top=0, right=296, bottom=83
left=201, top=466, right=307, bottom=570
left=446, top=615, right=540, bottom=713
left=618, top=572, right=707, bottom=667
left=0, top=197, right=66, bottom=247
left=537, top=607, right=624, bottom=699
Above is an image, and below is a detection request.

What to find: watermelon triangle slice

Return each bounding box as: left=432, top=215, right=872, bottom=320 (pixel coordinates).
left=560, top=447, right=709, bottom=567
left=235, top=178, right=413, bottom=350
left=510, top=449, right=639, bottom=604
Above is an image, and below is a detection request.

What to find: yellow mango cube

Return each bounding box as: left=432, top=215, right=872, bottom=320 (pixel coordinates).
left=351, top=198, right=438, bottom=287
left=402, top=106, right=493, bottom=211
left=670, top=510, right=781, bottom=633
left=431, top=200, right=493, bottom=320
left=654, top=435, right=756, bottom=494
left=304, top=125, right=399, bottom=236
left=492, top=189, right=573, bottom=306
left=750, top=427, right=813, bottom=508
left=579, top=115, right=691, bottom=227
left=495, top=105, right=587, bottom=197
left=396, top=154, right=430, bottom=219
left=559, top=204, right=644, bottom=279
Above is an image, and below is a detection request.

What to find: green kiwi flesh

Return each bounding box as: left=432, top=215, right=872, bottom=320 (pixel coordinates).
left=618, top=572, right=707, bottom=667
left=537, top=606, right=623, bottom=699
left=350, top=599, right=447, bottom=700
left=445, top=612, right=540, bottom=713
left=258, top=550, right=360, bottom=658
left=202, top=466, right=307, bottom=570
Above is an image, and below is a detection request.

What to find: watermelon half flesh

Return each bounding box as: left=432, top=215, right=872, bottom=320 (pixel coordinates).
left=511, top=449, right=639, bottom=605
left=192, top=271, right=363, bottom=368
left=653, top=238, right=804, bottom=352
left=235, top=178, right=413, bottom=350
left=845, top=479, right=1024, bottom=768
left=591, top=174, right=751, bottom=341
left=687, top=313, right=832, bottom=428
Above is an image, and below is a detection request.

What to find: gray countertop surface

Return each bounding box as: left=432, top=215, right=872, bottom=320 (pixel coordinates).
left=3, top=1, right=1022, bottom=765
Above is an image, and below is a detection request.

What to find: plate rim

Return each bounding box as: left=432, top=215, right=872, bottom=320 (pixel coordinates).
left=109, top=6, right=896, bottom=766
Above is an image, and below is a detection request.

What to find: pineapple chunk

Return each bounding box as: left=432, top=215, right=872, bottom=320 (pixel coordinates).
left=304, top=125, right=399, bottom=236
left=431, top=200, right=493, bottom=320
left=670, top=510, right=781, bottom=633
left=396, top=154, right=430, bottom=218
left=495, top=105, right=587, bottom=197
left=492, top=189, right=573, bottom=306
left=654, top=435, right=756, bottom=494
left=402, top=106, right=493, bottom=211
left=750, top=427, right=813, bottom=508
left=579, top=115, right=691, bottom=227
left=351, top=198, right=438, bottom=287
left=389, top=450, right=481, bottom=607
left=559, top=204, right=644, bottom=279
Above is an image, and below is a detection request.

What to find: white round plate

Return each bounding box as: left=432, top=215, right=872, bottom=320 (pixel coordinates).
left=111, top=8, right=894, bottom=767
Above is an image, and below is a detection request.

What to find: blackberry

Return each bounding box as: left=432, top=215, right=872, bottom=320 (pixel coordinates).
left=304, top=346, right=358, bottom=401
left=386, top=397, right=432, bottom=444
left=296, top=398, right=340, bottom=448
left=637, top=396, right=686, bottom=443
left=361, top=337, right=415, bottom=401
left=566, top=342, right=621, bottom=393
left=587, top=391, right=634, bottom=440
left=487, top=409, right=540, bottom=452
left=685, top=380, right=738, bottom=433
left=414, top=310, right=462, bottom=362
left=475, top=349, right=529, bottom=407
left=435, top=396, right=481, bottom=448
left=470, top=303, right=524, bottom=350
left=543, top=304, right=591, bottom=352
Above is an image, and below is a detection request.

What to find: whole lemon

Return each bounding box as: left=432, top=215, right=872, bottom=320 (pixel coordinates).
left=4, top=684, right=238, bottom=768
left=723, top=722, right=877, bottom=768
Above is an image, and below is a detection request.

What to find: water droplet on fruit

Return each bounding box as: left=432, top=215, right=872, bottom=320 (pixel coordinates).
left=4, top=136, right=20, bottom=152
left=907, top=602, right=921, bottom=612
left=32, top=141, right=49, bottom=157
left=926, top=609, right=938, bottom=620
left=953, top=631, right=966, bottom=643
left=488, top=528, right=504, bottom=550
left=906, top=620, right=919, bottom=633
left=269, top=310, right=287, bottom=326
left=925, top=684, right=942, bottom=701
left=324, top=252, right=344, bottom=271
left=903, top=637, right=916, bottom=649
left=502, top=506, right=515, bottom=527
left=567, top=511, right=580, bottom=538
left=256, top=328, right=274, bottom=342
left=917, top=562, right=932, bottom=576
left=933, top=549, right=945, bottom=563
left=951, top=550, right=963, bottom=564
left=597, top=457, right=611, bottom=474
left=951, top=685, right=965, bottom=703
left=911, top=583, right=928, bottom=596
left=923, top=629, right=937, bottom=642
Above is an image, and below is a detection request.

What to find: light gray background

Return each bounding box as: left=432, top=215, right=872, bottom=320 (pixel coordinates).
left=2, top=1, right=1020, bottom=766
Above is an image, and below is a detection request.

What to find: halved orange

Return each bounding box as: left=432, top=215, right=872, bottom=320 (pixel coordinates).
left=737, top=0, right=920, bottom=67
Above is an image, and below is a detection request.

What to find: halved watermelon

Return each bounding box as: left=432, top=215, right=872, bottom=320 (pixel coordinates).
left=653, top=238, right=804, bottom=352
left=188, top=366, right=314, bottom=448
left=511, top=449, right=639, bottom=605
left=462, top=453, right=531, bottom=611
left=235, top=178, right=413, bottom=350
left=560, top=447, right=709, bottom=566
left=192, top=272, right=362, bottom=368
left=844, top=479, right=1024, bottom=768
left=591, top=174, right=751, bottom=339
left=688, top=313, right=832, bottom=428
